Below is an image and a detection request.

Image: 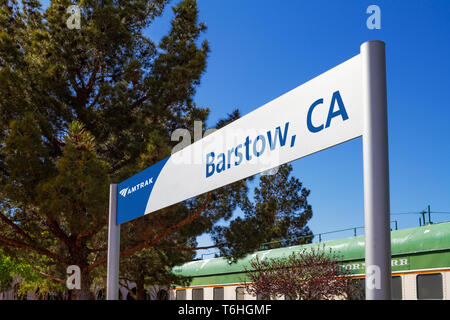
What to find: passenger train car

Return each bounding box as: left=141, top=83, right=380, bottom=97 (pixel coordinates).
left=170, top=222, right=450, bottom=300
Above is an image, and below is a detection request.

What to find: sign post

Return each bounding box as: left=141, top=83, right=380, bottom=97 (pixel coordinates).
left=361, top=40, right=391, bottom=299
left=106, top=40, right=392, bottom=300
left=106, top=184, right=120, bottom=300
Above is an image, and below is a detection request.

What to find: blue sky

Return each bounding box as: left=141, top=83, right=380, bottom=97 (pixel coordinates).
left=146, top=0, right=450, bottom=257
left=42, top=1, right=450, bottom=256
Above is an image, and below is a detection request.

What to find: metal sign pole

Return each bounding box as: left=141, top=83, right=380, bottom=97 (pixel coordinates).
left=361, top=40, right=392, bottom=300
left=106, top=184, right=120, bottom=300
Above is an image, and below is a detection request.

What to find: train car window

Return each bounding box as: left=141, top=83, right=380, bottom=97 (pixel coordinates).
left=176, top=289, right=186, bottom=300
left=236, top=287, right=245, bottom=300
left=391, top=276, right=402, bottom=300
left=417, top=273, right=443, bottom=300
left=256, top=293, right=270, bottom=300
left=192, top=288, right=204, bottom=300
left=213, top=287, right=224, bottom=300
left=349, top=276, right=402, bottom=300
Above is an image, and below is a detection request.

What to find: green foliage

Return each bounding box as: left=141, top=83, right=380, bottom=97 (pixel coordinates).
left=37, top=121, right=110, bottom=233
left=0, top=0, right=211, bottom=299
left=119, top=248, right=192, bottom=299
left=212, top=164, right=313, bottom=260
left=0, top=249, right=41, bottom=293
left=0, top=0, right=313, bottom=299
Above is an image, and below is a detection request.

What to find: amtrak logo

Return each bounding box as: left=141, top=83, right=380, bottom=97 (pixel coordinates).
left=119, top=177, right=153, bottom=198
left=119, top=188, right=129, bottom=197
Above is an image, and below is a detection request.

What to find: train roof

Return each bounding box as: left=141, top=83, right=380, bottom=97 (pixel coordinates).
left=172, top=221, right=450, bottom=278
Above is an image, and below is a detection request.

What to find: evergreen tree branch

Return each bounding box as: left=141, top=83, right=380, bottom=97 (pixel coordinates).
left=0, top=207, right=73, bottom=259
left=42, top=215, right=73, bottom=249
left=151, top=243, right=223, bottom=252
left=26, top=208, right=73, bottom=252
left=120, top=280, right=137, bottom=300
left=88, top=194, right=211, bottom=271
left=0, top=212, right=34, bottom=244
left=0, top=234, right=70, bottom=266
left=29, top=265, right=65, bottom=285
left=109, top=157, right=136, bottom=175
left=148, top=194, right=211, bottom=243
left=86, top=61, right=100, bottom=93
left=121, top=193, right=211, bottom=255
left=88, top=243, right=222, bottom=253
left=76, top=220, right=107, bottom=245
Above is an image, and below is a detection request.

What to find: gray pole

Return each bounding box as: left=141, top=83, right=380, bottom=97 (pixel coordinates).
left=361, top=40, right=392, bottom=300
left=106, top=184, right=120, bottom=300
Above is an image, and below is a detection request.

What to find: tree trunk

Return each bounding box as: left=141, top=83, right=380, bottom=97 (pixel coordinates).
left=71, top=269, right=94, bottom=300
left=136, top=278, right=146, bottom=300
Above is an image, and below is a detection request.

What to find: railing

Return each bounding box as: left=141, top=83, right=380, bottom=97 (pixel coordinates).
left=259, top=220, right=399, bottom=250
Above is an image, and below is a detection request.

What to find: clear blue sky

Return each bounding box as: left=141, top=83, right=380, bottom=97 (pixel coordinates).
left=43, top=0, right=450, bottom=257
left=145, top=0, right=450, bottom=257
left=146, top=0, right=450, bottom=257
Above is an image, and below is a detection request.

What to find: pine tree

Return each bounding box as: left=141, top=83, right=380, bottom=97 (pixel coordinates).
left=212, top=163, right=313, bottom=260
left=0, top=0, right=313, bottom=299
left=0, top=0, right=212, bottom=299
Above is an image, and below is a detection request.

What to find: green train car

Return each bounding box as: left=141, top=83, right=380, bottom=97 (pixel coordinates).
left=170, top=222, right=450, bottom=300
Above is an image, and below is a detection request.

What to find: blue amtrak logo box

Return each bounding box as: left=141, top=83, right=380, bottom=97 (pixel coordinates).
left=116, top=157, right=169, bottom=224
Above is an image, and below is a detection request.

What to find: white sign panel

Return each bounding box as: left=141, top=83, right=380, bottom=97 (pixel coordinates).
left=117, top=54, right=362, bottom=224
